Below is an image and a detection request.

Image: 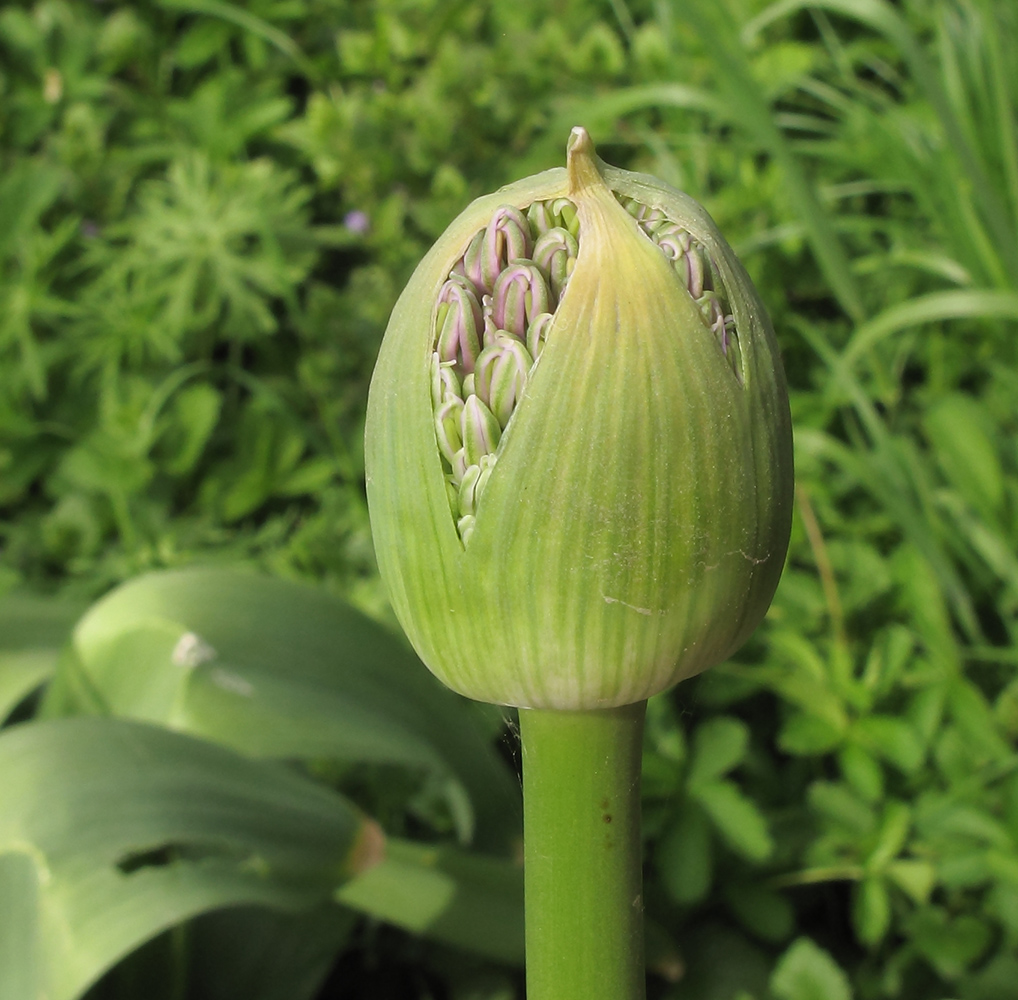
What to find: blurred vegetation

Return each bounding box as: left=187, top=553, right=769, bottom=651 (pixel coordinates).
left=2, top=0, right=1018, bottom=998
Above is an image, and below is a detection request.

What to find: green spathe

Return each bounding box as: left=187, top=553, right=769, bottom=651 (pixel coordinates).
left=365, top=128, right=793, bottom=709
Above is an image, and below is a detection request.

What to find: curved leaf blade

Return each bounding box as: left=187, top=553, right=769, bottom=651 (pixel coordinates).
left=0, top=716, right=375, bottom=1000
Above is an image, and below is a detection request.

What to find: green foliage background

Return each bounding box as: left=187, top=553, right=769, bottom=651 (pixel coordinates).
left=2, top=0, right=1018, bottom=998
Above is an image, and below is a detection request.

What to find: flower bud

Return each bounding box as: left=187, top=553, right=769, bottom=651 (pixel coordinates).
left=532, top=227, right=578, bottom=302
left=366, top=128, right=793, bottom=709
left=435, top=276, right=483, bottom=373
left=476, top=333, right=534, bottom=428
left=487, top=261, right=552, bottom=341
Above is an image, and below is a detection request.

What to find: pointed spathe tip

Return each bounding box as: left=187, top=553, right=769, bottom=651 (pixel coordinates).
left=568, top=126, right=594, bottom=156
left=566, top=126, right=605, bottom=197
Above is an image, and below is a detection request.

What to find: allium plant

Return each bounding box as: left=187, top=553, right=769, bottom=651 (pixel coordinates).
left=366, top=128, right=793, bottom=1000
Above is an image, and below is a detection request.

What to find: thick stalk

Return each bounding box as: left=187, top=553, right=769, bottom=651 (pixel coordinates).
left=520, top=701, right=647, bottom=1000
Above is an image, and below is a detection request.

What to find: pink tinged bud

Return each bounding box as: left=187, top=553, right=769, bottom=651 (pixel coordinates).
left=458, top=462, right=483, bottom=517
left=490, top=262, right=551, bottom=340
left=532, top=227, right=579, bottom=302
left=698, top=290, right=725, bottom=330
left=678, top=245, right=707, bottom=299
left=526, top=200, right=554, bottom=238
left=549, top=198, right=579, bottom=238
left=640, top=208, right=667, bottom=228
left=526, top=312, right=555, bottom=360
left=651, top=223, right=691, bottom=262
left=481, top=294, right=498, bottom=346
left=460, top=394, right=501, bottom=466
left=435, top=397, right=464, bottom=466
left=450, top=448, right=468, bottom=486
left=458, top=454, right=497, bottom=521
left=481, top=206, right=532, bottom=290
left=720, top=315, right=736, bottom=356
left=476, top=333, right=534, bottom=428
left=461, top=230, right=486, bottom=292
left=430, top=352, right=462, bottom=409
left=436, top=277, right=482, bottom=373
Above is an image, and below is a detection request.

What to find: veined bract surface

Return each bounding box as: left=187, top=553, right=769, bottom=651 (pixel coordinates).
left=365, top=128, right=793, bottom=709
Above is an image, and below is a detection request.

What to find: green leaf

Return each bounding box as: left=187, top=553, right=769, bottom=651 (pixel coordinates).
left=852, top=714, right=927, bottom=775
left=159, top=382, right=221, bottom=475
left=886, top=859, right=936, bottom=904
left=960, top=953, right=1018, bottom=1000
left=841, top=290, right=1018, bottom=372
left=49, top=568, right=519, bottom=851
left=693, top=780, right=773, bottom=862
left=779, top=712, right=845, bottom=756
left=680, top=2, right=865, bottom=322
left=838, top=744, right=884, bottom=803
left=924, top=393, right=1005, bottom=522
left=687, top=716, right=750, bottom=788
left=0, top=716, right=373, bottom=1000
left=808, top=782, right=876, bottom=837
left=724, top=882, right=794, bottom=943
left=770, top=937, right=852, bottom=1000
left=852, top=877, right=890, bottom=946
left=336, top=838, right=524, bottom=964
left=866, top=801, right=912, bottom=871
left=0, top=853, right=40, bottom=998
left=0, top=592, right=87, bottom=723
left=0, top=159, right=63, bottom=259
left=656, top=805, right=713, bottom=905
left=947, top=678, right=1013, bottom=764
left=906, top=907, right=992, bottom=980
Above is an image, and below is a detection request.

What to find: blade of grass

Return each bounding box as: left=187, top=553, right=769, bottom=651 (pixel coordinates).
left=841, top=289, right=1018, bottom=370
left=744, top=0, right=1018, bottom=284
left=682, top=0, right=866, bottom=323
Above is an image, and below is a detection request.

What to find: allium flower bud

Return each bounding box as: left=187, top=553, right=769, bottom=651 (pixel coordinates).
left=365, top=128, right=793, bottom=709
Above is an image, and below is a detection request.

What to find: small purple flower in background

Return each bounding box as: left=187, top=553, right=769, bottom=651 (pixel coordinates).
left=344, top=210, right=370, bottom=235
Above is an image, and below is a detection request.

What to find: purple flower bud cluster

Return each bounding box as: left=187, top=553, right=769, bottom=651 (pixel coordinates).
left=432, top=199, right=579, bottom=542
left=617, top=195, right=740, bottom=373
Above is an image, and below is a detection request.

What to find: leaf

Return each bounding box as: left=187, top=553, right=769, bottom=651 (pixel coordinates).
left=48, top=568, right=519, bottom=851
left=336, top=838, right=524, bottom=964
left=852, top=715, right=925, bottom=774
left=906, top=907, right=992, bottom=979
left=724, top=882, right=794, bottom=943
left=0, top=716, right=374, bottom=1000
left=924, top=393, right=1005, bottom=521
left=680, top=2, right=865, bottom=322
left=0, top=853, right=39, bottom=998
left=0, top=159, right=63, bottom=259
left=886, top=860, right=936, bottom=904
left=656, top=805, right=713, bottom=905
left=808, top=782, right=876, bottom=836
left=852, top=877, right=890, bottom=946
left=0, top=592, right=87, bottom=723
left=770, top=937, right=853, bottom=1000
left=947, top=677, right=1013, bottom=764
left=159, top=382, right=221, bottom=475
left=866, top=801, right=912, bottom=871
left=693, top=780, right=773, bottom=862
left=780, top=712, right=845, bottom=756
left=838, top=744, right=884, bottom=803
left=840, top=290, right=1018, bottom=372
left=687, top=716, right=750, bottom=788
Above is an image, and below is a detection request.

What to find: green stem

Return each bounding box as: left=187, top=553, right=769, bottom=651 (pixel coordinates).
left=520, top=701, right=647, bottom=1000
